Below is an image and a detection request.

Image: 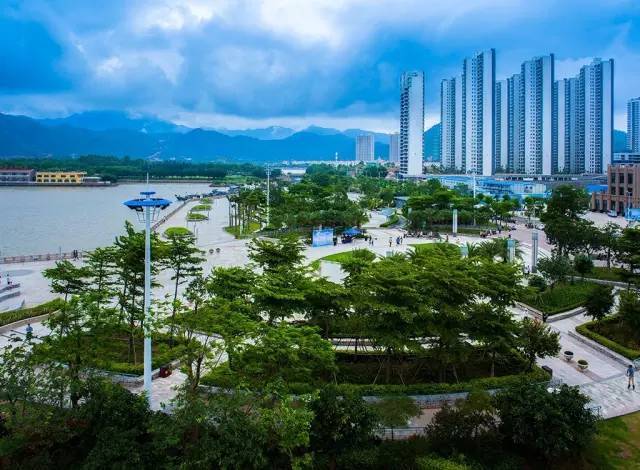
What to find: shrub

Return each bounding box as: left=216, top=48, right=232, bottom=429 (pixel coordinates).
left=528, top=274, right=547, bottom=291
left=0, top=299, right=64, bottom=327
left=416, top=455, right=473, bottom=470
left=191, top=204, right=212, bottom=212
left=576, top=319, right=640, bottom=360
left=186, top=212, right=207, bottom=221
left=495, top=382, right=599, bottom=461
left=163, top=226, right=193, bottom=238
left=518, top=281, right=600, bottom=316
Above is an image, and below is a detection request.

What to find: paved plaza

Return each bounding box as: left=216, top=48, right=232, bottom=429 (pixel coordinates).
left=0, top=199, right=638, bottom=419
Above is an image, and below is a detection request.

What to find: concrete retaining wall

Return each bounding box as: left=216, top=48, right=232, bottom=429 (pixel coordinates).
left=568, top=330, right=632, bottom=368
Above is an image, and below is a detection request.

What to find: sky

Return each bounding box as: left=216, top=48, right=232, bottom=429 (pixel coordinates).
left=2, top=0, right=640, bottom=132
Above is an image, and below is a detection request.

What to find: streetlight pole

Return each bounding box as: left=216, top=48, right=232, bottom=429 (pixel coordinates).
left=124, top=190, right=171, bottom=404
left=265, top=165, right=271, bottom=228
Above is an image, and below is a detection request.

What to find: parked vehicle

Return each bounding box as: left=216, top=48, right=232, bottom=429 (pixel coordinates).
left=607, top=210, right=618, bottom=218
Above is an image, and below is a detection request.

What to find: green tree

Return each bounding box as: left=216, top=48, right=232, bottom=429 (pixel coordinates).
left=616, top=227, right=640, bottom=285
left=305, top=277, right=347, bottom=338
left=248, top=235, right=305, bottom=272
left=161, top=229, right=205, bottom=343
left=339, top=248, right=376, bottom=286
left=207, top=266, right=256, bottom=301
left=618, top=289, right=640, bottom=333
left=85, top=246, right=118, bottom=306
left=467, top=303, right=518, bottom=376
left=495, top=382, right=598, bottom=461
left=598, top=222, right=621, bottom=269
left=573, top=253, right=594, bottom=278
left=541, top=185, right=590, bottom=255
left=309, top=385, right=378, bottom=470
left=232, top=324, right=335, bottom=388
left=537, top=254, right=573, bottom=288
left=517, top=318, right=560, bottom=370
left=584, top=284, right=614, bottom=322
left=372, top=396, right=421, bottom=438
left=43, top=259, right=91, bottom=316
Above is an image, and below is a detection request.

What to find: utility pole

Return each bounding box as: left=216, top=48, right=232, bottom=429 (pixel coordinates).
left=265, top=165, right=271, bottom=228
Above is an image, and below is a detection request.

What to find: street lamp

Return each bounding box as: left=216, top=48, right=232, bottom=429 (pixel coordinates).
left=123, top=190, right=171, bottom=403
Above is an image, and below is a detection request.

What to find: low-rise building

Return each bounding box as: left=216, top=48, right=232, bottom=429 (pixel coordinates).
left=36, top=171, right=86, bottom=184
left=591, top=164, right=640, bottom=215
left=0, top=168, right=35, bottom=183
left=613, top=152, right=640, bottom=165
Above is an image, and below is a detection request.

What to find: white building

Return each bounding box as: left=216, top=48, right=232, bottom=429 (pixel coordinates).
left=463, top=49, right=495, bottom=176
left=628, top=97, right=640, bottom=152
left=522, top=55, right=554, bottom=175
left=554, top=77, right=580, bottom=173
left=440, top=78, right=456, bottom=169
left=494, top=79, right=509, bottom=172
left=400, top=71, right=425, bottom=176
left=508, top=73, right=524, bottom=173
left=355, top=134, right=375, bottom=162
left=389, top=132, right=400, bottom=163
left=581, top=58, right=614, bottom=174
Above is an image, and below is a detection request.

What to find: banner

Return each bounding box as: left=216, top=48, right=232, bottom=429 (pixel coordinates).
left=312, top=228, right=334, bottom=247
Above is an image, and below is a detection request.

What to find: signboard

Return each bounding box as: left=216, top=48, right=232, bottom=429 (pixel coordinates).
left=626, top=208, right=640, bottom=221
left=312, top=228, right=334, bottom=247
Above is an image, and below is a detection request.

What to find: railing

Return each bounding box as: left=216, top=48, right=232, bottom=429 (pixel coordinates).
left=1, top=251, right=83, bottom=264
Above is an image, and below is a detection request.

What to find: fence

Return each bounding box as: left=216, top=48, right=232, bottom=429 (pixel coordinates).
left=1, top=251, right=83, bottom=265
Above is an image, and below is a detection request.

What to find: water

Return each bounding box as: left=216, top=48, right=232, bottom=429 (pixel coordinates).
left=0, top=183, right=214, bottom=257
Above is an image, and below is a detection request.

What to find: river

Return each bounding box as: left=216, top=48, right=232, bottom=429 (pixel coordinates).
left=0, top=183, right=214, bottom=257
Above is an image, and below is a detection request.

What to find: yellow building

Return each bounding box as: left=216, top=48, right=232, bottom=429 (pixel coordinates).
left=36, top=171, right=86, bottom=184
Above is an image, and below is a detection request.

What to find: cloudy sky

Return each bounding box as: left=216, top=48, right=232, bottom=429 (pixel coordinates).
left=2, top=0, right=639, bottom=132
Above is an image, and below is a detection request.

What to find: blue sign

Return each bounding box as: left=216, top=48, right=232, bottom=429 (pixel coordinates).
left=312, top=228, right=334, bottom=247
left=627, top=208, right=640, bottom=221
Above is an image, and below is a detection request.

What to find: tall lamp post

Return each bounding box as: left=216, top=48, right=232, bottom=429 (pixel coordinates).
left=123, top=190, right=171, bottom=403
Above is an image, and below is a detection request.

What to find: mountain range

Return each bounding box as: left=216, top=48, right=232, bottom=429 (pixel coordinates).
left=0, top=110, right=440, bottom=162
left=0, top=110, right=628, bottom=163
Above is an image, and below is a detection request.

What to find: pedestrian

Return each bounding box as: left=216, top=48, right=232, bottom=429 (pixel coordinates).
left=627, top=364, right=636, bottom=390
left=389, top=237, right=393, bottom=247
left=26, top=323, right=33, bottom=341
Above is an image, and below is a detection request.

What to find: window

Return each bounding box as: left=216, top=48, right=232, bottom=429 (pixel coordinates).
left=628, top=173, right=633, bottom=184
left=611, top=173, right=616, bottom=183
left=611, top=186, right=616, bottom=195
left=619, top=174, right=625, bottom=184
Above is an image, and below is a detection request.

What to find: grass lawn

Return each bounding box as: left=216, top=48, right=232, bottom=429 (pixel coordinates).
left=579, top=412, right=640, bottom=469
left=224, top=222, right=261, bottom=238
left=310, top=249, right=375, bottom=270
left=586, top=267, right=628, bottom=283
left=518, top=281, right=600, bottom=316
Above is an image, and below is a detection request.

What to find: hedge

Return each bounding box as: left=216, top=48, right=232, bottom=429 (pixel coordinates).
left=191, top=204, right=212, bottom=212
left=201, top=365, right=549, bottom=396
left=0, top=298, right=64, bottom=327
left=576, top=318, right=640, bottom=360
left=187, top=212, right=208, bottom=221
left=99, top=343, right=188, bottom=376
left=164, top=226, right=193, bottom=238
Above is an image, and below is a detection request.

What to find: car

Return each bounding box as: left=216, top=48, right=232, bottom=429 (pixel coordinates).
left=607, top=210, right=618, bottom=218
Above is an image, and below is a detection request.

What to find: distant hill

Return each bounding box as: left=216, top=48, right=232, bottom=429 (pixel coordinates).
left=216, top=126, right=296, bottom=140
left=0, top=113, right=390, bottom=161
left=39, top=110, right=190, bottom=134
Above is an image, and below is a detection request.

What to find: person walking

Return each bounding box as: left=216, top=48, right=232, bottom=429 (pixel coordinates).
left=26, top=323, right=33, bottom=341
left=388, top=237, right=393, bottom=247
left=627, top=364, right=636, bottom=390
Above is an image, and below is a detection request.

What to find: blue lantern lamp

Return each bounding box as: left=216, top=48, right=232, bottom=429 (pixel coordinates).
left=123, top=191, right=171, bottom=403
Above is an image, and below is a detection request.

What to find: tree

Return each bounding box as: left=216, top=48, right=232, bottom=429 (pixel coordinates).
left=541, top=185, right=590, bottom=255
left=232, top=324, right=335, bottom=387
left=598, top=222, right=621, bottom=269
left=309, top=385, right=378, bottom=470
left=0, top=340, right=38, bottom=419
left=467, top=304, right=518, bottom=376
left=573, top=253, right=594, bottom=278
left=253, top=266, right=310, bottom=323
left=339, top=248, right=376, bottom=286
left=361, top=164, right=388, bottom=178
left=248, top=235, right=306, bottom=272
left=305, top=277, right=347, bottom=337
left=43, top=260, right=91, bottom=314
left=85, top=246, right=117, bottom=306
left=372, top=396, right=421, bottom=438
left=517, top=318, right=560, bottom=370
left=207, top=266, right=256, bottom=301
left=618, top=289, right=640, bottom=333
left=495, top=382, right=598, bottom=461
left=161, top=229, right=204, bottom=344
left=616, top=227, right=640, bottom=285
left=426, top=390, right=501, bottom=459
left=537, top=254, right=573, bottom=288
left=584, top=284, right=614, bottom=322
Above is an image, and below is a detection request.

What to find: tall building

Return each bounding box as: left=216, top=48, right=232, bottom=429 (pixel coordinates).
left=554, top=78, right=580, bottom=173
left=400, top=71, right=425, bottom=176
left=389, top=132, right=400, bottom=163
left=628, top=97, right=640, bottom=152
left=440, top=78, right=456, bottom=169
left=580, top=58, right=614, bottom=174
left=494, top=79, right=509, bottom=172
left=507, top=73, right=524, bottom=173
left=463, top=49, right=495, bottom=176
left=522, top=55, right=554, bottom=175
left=355, top=134, right=375, bottom=162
